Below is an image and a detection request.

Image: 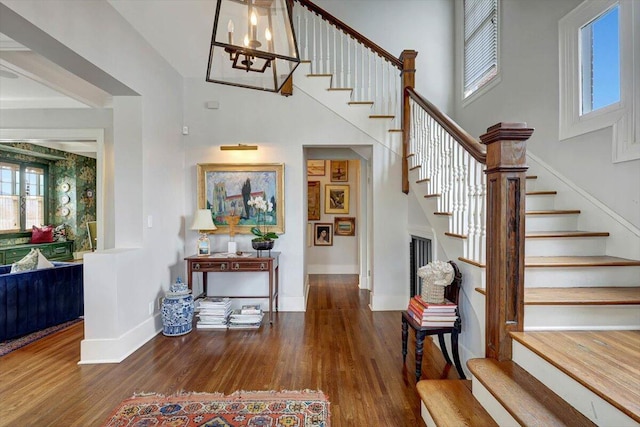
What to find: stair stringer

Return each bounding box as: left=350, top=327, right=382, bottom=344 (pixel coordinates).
left=527, top=153, right=640, bottom=260
left=292, top=62, right=402, bottom=156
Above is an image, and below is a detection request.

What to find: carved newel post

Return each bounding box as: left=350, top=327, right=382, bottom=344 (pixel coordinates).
left=400, top=49, right=417, bottom=194
left=481, top=122, right=534, bottom=361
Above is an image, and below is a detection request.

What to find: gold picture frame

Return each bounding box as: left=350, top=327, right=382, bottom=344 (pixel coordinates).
left=314, top=223, right=333, bottom=246
left=307, top=160, right=326, bottom=176
left=308, top=181, right=321, bottom=221
left=197, top=163, right=284, bottom=234
left=334, top=217, right=356, bottom=236
left=324, top=184, right=349, bottom=214
left=330, top=160, right=348, bottom=182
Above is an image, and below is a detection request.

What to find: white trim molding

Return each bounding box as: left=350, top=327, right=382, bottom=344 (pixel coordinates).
left=559, top=0, right=638, bottom=163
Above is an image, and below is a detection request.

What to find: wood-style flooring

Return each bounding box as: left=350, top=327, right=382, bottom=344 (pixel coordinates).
left=0, top=274, right=459, bottom=426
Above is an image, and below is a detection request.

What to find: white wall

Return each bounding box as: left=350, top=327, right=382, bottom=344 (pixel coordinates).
left=312, top=0, right=455, bottom=115
left=0, top=0, right=185, bottom=363
left=453, top=0, right=640, bottom=230
left=182, top=77, right=408, bottom=312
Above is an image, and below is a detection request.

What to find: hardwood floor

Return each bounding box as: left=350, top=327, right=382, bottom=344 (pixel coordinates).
left=0, top=274, right=459, bottom=426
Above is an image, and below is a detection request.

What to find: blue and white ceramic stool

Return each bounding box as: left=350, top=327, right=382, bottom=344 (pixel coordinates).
left=161, top=277, right=194, bottom=336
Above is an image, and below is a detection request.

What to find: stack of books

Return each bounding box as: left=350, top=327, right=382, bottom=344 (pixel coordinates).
left=228, top=304, right=264, bottom=329
left=407, top=295, right=457, bottom=327
left=196, top=297, right=232, bottom=329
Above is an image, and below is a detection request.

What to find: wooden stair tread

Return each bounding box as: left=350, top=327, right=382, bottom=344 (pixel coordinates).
left=388, top=129, right=403, bottom=133
left=424, top=194, right=440, bottom=198
left=525, top=255, right=640, bottom=267
left=510, top=331, right=640, bottom=422
left=444, top=232, right=467, bottom=239
left=417, top=380, right=497, bottom=426
left=415, top=178, right=429, bottom=183
left=369, top=115, right=394, bottom=119
left=526, top=209, right=581, bottom=215
left=526, top=230, right=610, bottom=238
left=348, top=101, right=372, bottom=104
left=525, top=287, right=640, bottom=305
left=468, top=359, right=596, bottom=426
left=307, top=73, right=333, bottom=77
left=327, top=87, right=352, bottom=91
left=526, top=191, right=557, bottom=195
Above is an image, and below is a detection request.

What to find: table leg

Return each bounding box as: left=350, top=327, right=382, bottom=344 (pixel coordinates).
left=415, top=330, right=426, bottom=383
left=437, top=333, right=453, bottom=365
left=268, top=264, right=273, bottom=324
left=275, top=265, right=279, bottom=312
left=202, top=272, right=208, bottom=297
left=401, top=316, right=408, bottom=363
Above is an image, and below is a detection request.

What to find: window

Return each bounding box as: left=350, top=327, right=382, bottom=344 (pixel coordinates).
left=559, top=0, right=638, bottom=162
left=580, top=5, right=620, bottom=115
left=0, top=161, right=47, bottom=233
left=463, top=0, right=499, bottom=99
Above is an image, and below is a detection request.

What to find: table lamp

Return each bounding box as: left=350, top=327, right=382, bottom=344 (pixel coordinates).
left=191, top=209, right=217, bottom=256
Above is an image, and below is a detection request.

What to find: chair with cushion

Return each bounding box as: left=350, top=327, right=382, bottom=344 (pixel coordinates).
left=86, top=221, right=97, bottom=251
left=402, top=260, right=465, bottom=381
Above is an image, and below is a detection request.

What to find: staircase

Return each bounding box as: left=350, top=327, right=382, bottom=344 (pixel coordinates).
left=289, top=1, right=640, bottom=425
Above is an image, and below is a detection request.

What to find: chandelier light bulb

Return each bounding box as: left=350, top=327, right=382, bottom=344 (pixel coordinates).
left=228, top=19, right=234, bottom=33
left=250, top=11, right=257, bottom=26
left=265, top=28, right=272, bottom=41
left=243, top=34, right=249, bottom=47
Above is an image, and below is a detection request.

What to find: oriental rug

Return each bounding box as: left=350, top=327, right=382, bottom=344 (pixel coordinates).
left=0, top=318, right=82, bottom=357
left=102, top=390, right=331, bottom=427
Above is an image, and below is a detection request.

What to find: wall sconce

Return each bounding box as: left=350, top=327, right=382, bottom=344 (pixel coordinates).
left=220, top=144, right=258, bottom=151
left=206, top=0, right=300, bottom=92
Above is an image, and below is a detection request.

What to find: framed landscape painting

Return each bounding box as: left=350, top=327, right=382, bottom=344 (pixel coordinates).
left=308, top=181, right=321, bottom=221
left=197, top=163, right=284, bottom=234
left=307, top=160, right=325, bottom=176
left=334, top=217, right=355, bottom=236
left=325, top=184, right=349, bottom=214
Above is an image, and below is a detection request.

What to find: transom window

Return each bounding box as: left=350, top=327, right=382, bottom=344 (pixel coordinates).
left=0, top=161, right=47, bottom=233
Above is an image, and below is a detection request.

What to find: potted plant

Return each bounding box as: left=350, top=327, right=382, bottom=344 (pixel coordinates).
left=248, top=196, right=278, bottom=250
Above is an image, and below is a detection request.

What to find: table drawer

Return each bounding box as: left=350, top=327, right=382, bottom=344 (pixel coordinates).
left=192, top=260, right=271, bottom=272
left=4, top=247, right=32, bottom=264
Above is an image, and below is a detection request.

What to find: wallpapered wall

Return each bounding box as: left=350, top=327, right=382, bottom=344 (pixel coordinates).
left=0, top=143, right=96, bottom=252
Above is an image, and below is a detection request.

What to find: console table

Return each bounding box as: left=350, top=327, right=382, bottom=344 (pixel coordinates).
left=184, top=252, right=280, bottom=324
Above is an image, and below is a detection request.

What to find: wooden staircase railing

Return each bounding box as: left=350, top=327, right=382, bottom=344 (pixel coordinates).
left=292, top=0, right=535, bottom=361
left=292, top=0, right=405, bottom=128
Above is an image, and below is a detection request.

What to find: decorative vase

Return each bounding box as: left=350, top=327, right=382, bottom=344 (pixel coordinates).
left=251, top=239, right=275, bottom=251
left=161, top=277, right=194, bottom=336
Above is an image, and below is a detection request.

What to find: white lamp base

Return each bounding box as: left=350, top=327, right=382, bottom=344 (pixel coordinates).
left=227, top=241, right=237, bottom=254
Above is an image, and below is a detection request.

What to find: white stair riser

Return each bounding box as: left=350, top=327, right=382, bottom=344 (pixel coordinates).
left=512, top=342, right=638, bottom=427
left=525, top=305, right=640, bottom=330
left=420, top=402, right=437, bottom=427
left=525, top=237, right=606, bottom=256
left=525, top=266, right=640, bottom=287
left=526, top=214, right=578, bottom=232
left=471, top=378, right=519, bottom=426
left=526, top=194, right=556, bottom=210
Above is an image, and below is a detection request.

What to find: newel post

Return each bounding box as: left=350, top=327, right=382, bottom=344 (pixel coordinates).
left=400, top=49, right=417, bottom=194
left=481, top=122, right=534, bottom=361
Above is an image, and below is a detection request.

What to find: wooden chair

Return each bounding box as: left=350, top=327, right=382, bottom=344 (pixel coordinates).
left=402, top=260, right=465, bottom=382
left=86, top=221, right=97, bottom=251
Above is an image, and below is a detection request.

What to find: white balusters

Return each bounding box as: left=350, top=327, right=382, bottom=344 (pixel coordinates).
left=408, top=96, right=487, bottom=265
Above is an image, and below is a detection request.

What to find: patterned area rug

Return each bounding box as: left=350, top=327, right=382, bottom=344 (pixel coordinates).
left=0, top=318, right=82, bottom=357
left=102, top=390, right=331, bottom=427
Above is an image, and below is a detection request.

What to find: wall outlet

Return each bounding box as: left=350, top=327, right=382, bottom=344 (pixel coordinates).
left=148, top=301, right=154, bottom=315
left=157, top=297, right=164, bottom=310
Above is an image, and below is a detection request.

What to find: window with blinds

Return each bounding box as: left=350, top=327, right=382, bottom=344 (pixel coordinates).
left=464, top=0, right=499, bottom=98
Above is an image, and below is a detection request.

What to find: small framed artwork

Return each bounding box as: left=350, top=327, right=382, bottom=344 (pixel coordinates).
left=308, top=181, right=321, bottom=220
left=334, top=217, right=356, bottom=236
left=314, top=223, right=333, bottom=246
left=330, top=160, right=348, bottom=182
left=307, top=160, right=326, bottom=176
left=325, top=184, right=349, bottom=214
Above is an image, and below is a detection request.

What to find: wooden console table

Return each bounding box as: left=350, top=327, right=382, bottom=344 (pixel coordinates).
left=185, top=252, right=279, bottom=324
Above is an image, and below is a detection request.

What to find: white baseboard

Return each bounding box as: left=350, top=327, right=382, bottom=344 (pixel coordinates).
left=79, top=314, right=161, bottom=364
left=307, top=264, right=358, bottom=274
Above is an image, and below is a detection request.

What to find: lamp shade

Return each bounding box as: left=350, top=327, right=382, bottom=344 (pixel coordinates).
left=206, top=0, right=300, bottom=92
left=190, top=209, right=217, bottom=231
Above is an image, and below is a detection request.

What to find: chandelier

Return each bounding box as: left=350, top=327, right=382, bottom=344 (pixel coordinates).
left=206, top=0, right=300, bottom=92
